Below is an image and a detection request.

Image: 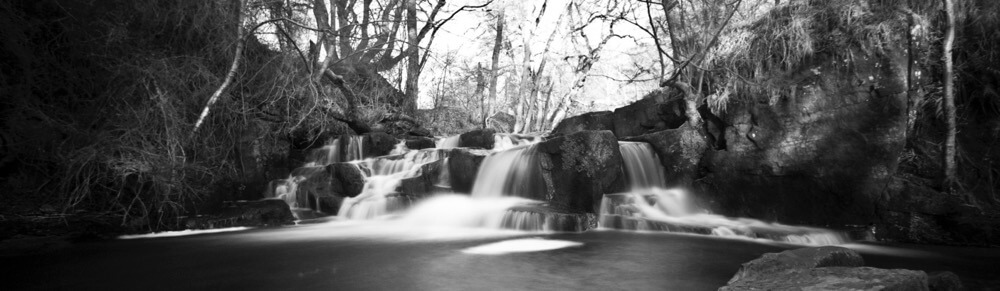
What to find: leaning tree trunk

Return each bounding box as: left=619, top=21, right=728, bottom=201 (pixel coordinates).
left=942, top=0, right=957, bottom=187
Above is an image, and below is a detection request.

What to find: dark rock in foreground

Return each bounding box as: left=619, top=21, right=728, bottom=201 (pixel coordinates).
left=726, top=246, right=865, bottom=284
left=721, top=246, right=944, bottom=291
left=721, top=267, right=929, bottom=291
left=537, top=130, right=627, bottom=213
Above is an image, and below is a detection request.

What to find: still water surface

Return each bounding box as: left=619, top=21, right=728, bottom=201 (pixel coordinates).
left=4, top=220, right=998, bottom=290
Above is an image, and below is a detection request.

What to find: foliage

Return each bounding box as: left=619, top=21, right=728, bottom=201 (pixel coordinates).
left=0, top=0, right=349, bottom=230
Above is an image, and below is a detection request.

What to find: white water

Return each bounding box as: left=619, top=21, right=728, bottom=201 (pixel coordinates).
left=470, top=145, right=545, bottom=198
left=462, top=238, right=583, bottom=255
left=598, top=189, right=847, bottom=245
left=493, top=134, right=543, bottom=151
left=436, top=135, right=460, bottom=149
left=338, top=149, right=449, bottom=219
left=269, top=136, right=368, bottom=213
left=398, top=194, right=540, bottom=228
left=618, top=142, right=667, bottom=189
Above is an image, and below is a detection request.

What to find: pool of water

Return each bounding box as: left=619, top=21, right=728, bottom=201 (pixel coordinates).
left=3, top=221, right=998, bottom=290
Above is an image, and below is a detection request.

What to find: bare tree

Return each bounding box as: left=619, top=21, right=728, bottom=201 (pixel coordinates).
left=941, top=0, right=958, bottom=189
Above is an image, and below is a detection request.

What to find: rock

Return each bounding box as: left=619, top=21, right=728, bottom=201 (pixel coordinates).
left=624, top=123, right=708, bottom=187
left=727, top=246, right=865, bottom=284
left=458, top=128, right=496, bottom=149
left=447, top=148, right=490, bottom=193
left=185, top=199, right=295, bottom=229
left=927, top=271, right=963, bottom=291
left=611, top=98, right=687, bottom=138
left=405, top=137, right=436, bottom=150
left=326, top=163, right=366, bottom=198
left=537, top=130, right=627, bottom=213
left=549, top=111, right=614, bottom=137
left=398, top=159, right=448, bottom=197
left=362, top=132, right=398, bottom=158
left=488, top=112, right=515, bottom=132
left=722, top=247, right=930, bottom=291
left=721, top=267, right=929, bottom=291
left=505, top=204, right=595, bottom=232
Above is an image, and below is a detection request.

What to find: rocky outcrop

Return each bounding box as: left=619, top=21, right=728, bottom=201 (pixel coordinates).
left=326, top=163, right=365, bottom=198
left=182, top=199, right=295, bottom=229
left=447, top=148, right=490, bottom=193
left=537, top=130, right=627, bottom=213
left=722, top=247, right=932, bottom=291
left=549, top=111, right=614, bottom=137
left=624, top=123, right=707, bottom=187
left=692, top=48, right=908, bottom=226
left=459, top=129, right=496, bottom=149
left=612, top=97, right=687, bottom=138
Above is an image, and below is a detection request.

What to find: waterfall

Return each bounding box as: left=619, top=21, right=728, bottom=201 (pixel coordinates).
left=436, top=135, right=460, bottom=149
left=470, top=145, right=546, bottom=198
left=618, top=141, right=667, bottom=189
left=266, top=136, right=370, bottom=216
left=493, top=134, right=543, bottom=151
left=338, top=149, right=449, bottom=220
left=598, top=189, right=847, bottom=245
left=345, top=135, right=364, bottom=161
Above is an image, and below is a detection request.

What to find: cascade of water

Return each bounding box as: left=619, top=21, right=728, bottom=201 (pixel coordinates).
left=345, top=135, right=364, bottom=161
left=618, top=142, right=667, bottom=189
left=598, top=188, right=847, bottom=245
left=398, top=195, right=539, bottom=228
left=493, top=134, right=544, bottom=151
left=436, top=135, right=460, bottom=149
left=470, top=145, right=547, bottom=198
left=338, top=149, right=449, bottom=219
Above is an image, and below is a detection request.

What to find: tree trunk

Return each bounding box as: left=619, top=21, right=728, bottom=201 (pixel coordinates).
left=486, top=10, right=504, bottom=129
left=663, top=80, right=702, bottom=128
left=941, top=0, right=958, bottom=187
left=192, top=0, right=245, bottom=136
left=403, top=0, right=419, bottom=115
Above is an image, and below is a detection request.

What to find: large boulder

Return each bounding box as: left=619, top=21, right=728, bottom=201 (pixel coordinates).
left=405, top=137, right=436, bottom=150
left=362, top=132, right=398, bottom=158
left=549, top=111, right=614, bottom=137
left=624, top=123, right=708, bottom=187
left=326, top=163, right=366, bottom=198
left=447, top=148, right=490, bottom=193
left=458, top=129, right=496, bottom=149
left=537, top=130, right=627, bottom=213
left=721, top=267, right=929, bottom=291
left=722, top=247, right=928, bottom=291
left=727, top=246, right=865, bottom=284
left=398, top=159, right=448, bottom=197
left=612, top=97, right=687, bottom=138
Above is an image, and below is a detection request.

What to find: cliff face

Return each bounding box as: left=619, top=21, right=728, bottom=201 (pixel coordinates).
left=696, top=49, right=909, bottom=226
